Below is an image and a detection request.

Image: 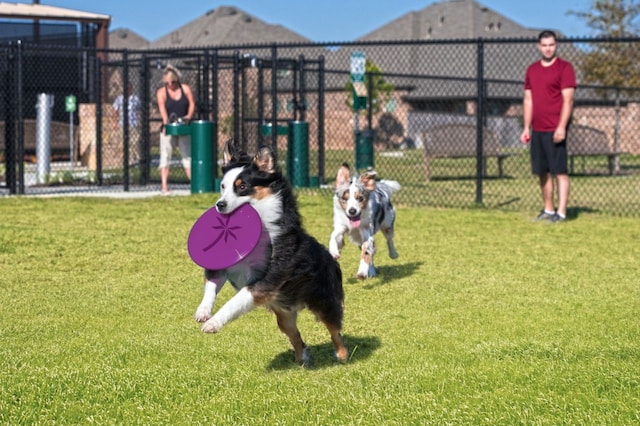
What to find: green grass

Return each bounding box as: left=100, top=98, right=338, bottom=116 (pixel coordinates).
left=1, top=194, right=639, bottom=424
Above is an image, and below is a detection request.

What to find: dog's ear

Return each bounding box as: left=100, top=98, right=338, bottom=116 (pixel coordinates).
left=359, top=169, right=377, bottom=191
left=222, top=139, right=236, bottom=166
left=254, top=146, right=276, bottom=174
left=336, top=162, right=351, bottom=189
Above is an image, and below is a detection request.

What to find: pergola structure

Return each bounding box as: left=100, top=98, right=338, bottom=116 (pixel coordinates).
left=0, top=2, right=110, bottom=58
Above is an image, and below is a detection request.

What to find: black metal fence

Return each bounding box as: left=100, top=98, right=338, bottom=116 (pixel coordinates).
left=2, top=37, right=639, bottom=216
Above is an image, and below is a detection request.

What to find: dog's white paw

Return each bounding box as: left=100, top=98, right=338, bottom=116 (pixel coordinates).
left=330, top=251, right=341, bottom=260
left=194, top=305, right=212, bottom=323
left=201, top=318, right=223, bottom=333
left=300, top=348, right=311, bottom=367
left=357, top=259, right=376, bottom=279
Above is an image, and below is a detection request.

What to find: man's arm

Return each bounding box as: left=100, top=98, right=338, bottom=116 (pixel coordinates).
left=554, top=87, right=575, bottom=143
left=520, top=89, right=533, bottom=143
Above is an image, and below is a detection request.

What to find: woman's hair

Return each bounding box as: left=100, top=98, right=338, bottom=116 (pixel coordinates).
left=163, top=64, right=181, bottom=82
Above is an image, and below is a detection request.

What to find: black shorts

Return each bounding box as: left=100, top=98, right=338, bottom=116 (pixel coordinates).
left=530, top=131, right=568, bottom=175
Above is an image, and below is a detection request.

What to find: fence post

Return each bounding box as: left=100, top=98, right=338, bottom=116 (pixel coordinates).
left=475, top=38, right=485, bottom=205
left=270, top=45, right=278, bottom=156
left=95, top=54, right=104, bottom=186
left=298, top=54, right=306, bottom=122
left=16, top=41, right=25, bottom=194
left=122, top=49, right=130, bottom=191
left=211, top=50, right=219, bottom=182
left=232, top=50, right=241, bottom=149
left=4, top=43, right=17, bottom=194
left=318, top=55, right=326, bottom=185
left=140, top=53, right=150, bottom=185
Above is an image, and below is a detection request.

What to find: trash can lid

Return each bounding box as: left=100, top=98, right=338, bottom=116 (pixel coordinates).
left=187, top=204, right=262, bottom=270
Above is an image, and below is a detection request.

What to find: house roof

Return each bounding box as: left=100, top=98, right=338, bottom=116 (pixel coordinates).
left=0, top=2, right=110, bottom=23
left=321, top=0, right=554, bottom=101
left=109, top=28, right=149, bottom=50
left=147, top=6, right=310, bottom=49
left=357, top=0, right=541, bottom=41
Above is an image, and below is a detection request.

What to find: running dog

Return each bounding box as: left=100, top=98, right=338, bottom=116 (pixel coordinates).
left=196, top=143, right=348, bottom=365
left=329, top=163, right=400, bottom=279
left=193, top=149, right=272, bottom=325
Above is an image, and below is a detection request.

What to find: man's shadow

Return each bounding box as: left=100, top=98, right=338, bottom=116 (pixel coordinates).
left=566, top=206, right=599, bottom=220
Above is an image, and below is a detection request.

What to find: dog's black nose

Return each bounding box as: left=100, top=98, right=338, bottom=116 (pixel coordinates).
left=348, top=208, right=357, bottom=216
left=216, top=200, right=227, bottom=212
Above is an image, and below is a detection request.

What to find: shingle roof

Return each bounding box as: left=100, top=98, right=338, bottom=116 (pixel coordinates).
left=322, top=0, right=555, bottom=101
left=0, top=2, right=110, bottom=22
left=357, top=0, right=541, bottom=41
left=109, top=28, right=149, bottom=50
left=147, top=6, right=310, bottom=49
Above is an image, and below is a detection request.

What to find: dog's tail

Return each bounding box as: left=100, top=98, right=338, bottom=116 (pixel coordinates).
left=378, top=180, right=401, bottom=197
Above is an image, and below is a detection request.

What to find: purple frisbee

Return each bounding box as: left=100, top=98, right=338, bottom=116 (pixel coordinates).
left=187, top=204, right=262, bottom=270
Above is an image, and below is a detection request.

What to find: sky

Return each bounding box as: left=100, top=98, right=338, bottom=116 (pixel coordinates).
left=36, top=0, right=596, bottom=42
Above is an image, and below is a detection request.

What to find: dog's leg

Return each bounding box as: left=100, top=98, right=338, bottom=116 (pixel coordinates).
left=357, top=237, right=377, bottom=279
left=194, top=272, right=226, bottom=322
left=383, top=226, right=399, bottom=259
left=274, top=309, right=309, bottom=366
left=329, top=228, right=346, bottom=259
left=316, top=314, right=348, bottom=363
left=201, top=287, right=256, bottom=333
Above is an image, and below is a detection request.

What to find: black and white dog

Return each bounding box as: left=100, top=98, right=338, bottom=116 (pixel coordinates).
left=329, top=163, right=400, bottom=279
left=195, top=143, right=348, bottom=365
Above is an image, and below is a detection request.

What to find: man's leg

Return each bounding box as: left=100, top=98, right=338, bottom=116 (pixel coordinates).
left=539, top=172, right=555, bottom=213
left=555, top=173, right=570, bottom=217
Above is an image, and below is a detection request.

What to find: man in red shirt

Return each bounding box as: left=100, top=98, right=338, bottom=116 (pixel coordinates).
left=520, top=30, right=576, bottom=223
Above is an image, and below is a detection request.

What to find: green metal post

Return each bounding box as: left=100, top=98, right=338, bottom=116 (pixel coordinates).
left=355, top=129, right=374, bottom=171
left=190, top=120, right=215, bottom=194
left=287, top=121, right=309, bottom=187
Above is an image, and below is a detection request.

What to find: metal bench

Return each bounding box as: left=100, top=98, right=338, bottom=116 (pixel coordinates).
left=567, top=124, right=621, bottom=175
left=421, top=123, right=516, bottom=181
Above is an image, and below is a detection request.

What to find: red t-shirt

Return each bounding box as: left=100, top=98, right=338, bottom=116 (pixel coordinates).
left=524, top=57, right=576, bottom=132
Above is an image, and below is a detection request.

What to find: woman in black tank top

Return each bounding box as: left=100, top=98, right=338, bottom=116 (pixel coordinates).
left=164, top=84, right=190, bottom=123
left=157, top=64, right=196, bottom=194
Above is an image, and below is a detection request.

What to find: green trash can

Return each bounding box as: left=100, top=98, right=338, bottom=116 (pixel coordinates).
left=287, top=121, right=309, bottom=188
left=164, top=120, right=216, bottom=194
left=190, top=120, right=216, bottom=194
left=355, top=130, right=374, bottom=171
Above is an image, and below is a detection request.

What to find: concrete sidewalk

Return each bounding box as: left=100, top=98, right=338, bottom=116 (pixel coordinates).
left=1, top=185, right=193, bottom=199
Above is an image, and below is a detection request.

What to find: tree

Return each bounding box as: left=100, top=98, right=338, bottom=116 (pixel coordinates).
left=568, top=0, right=640, bottom=91
left=344, top=59, right=394, bottom=114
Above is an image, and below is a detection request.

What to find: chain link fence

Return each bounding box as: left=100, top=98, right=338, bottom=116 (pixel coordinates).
left=2, top=37, right=639, bottom=215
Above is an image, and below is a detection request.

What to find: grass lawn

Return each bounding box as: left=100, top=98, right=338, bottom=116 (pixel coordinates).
left=1, top=194, right=639, bottom=424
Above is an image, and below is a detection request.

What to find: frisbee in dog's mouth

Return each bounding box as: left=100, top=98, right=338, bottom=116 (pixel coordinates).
left=348, top=214, right=361, bottom=228
left=187, top=204, right=262, bottom=270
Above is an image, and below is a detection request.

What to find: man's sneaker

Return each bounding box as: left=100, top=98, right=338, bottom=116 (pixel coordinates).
left=535, top=210, right=555, bottom=221
left=548, top=213, right=566, bottom=223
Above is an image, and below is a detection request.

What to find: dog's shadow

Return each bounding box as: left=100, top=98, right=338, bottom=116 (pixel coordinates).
left=266, top=334, right=381, bottom=370
left=344, top=261, right=423, bottom=288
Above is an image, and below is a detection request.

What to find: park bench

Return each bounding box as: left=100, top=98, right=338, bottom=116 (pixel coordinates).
left=421, top=123, right=517, bottom=181
left=567, top=124, right=622, bottom=175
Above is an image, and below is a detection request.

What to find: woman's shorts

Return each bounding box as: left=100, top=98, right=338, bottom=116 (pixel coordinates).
left=159, top=132, right=191, bottom=169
